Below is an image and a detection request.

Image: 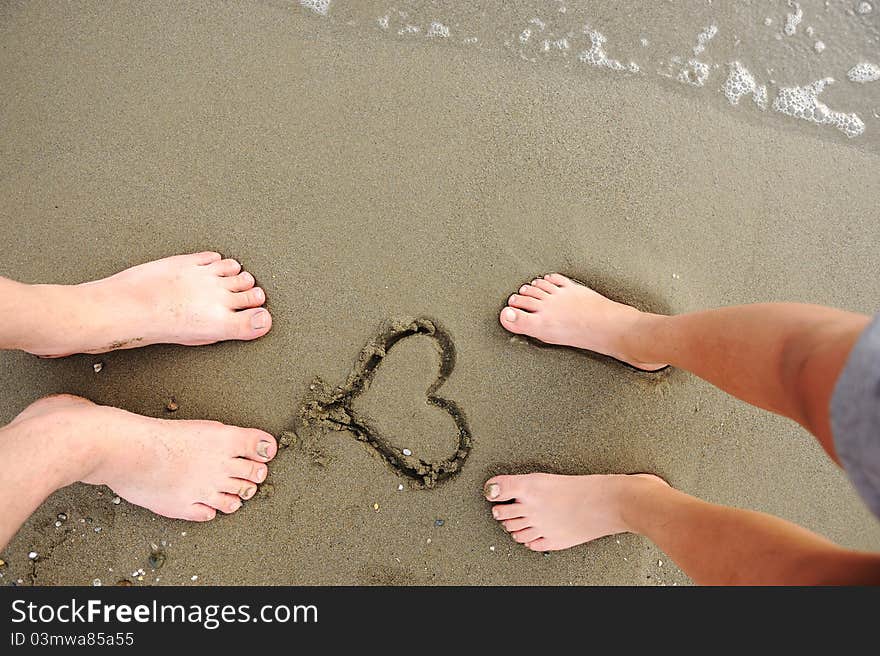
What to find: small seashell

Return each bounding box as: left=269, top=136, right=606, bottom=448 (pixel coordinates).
left=165, top=398, right=178, bottom=413
left=92, top=579, right=102, bottom=586
left=93, top=362, right=103, bottom=373
left=112, top=496, right=121, bottom=505
left=149, top=546, right=166, bottom=570
left=191, top=575, right=198, bottom=581
left=397, top=484, right=404, bottom=491
left=435, top=519, right=444, bottom=527
left=57, top=513, right=68, bottom=521
left=0, top=559, right=6, bottom=568
left=373, top=503, right=379, bottom=511
left=402, top=448, right=412, bottom=456
left=54, top=521, right=62, bottom=528
left=28, top=551, right=38, bottom=560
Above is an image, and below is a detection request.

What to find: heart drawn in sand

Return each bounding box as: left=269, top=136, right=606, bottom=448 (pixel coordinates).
left=298, top=318, right=472, bottom=488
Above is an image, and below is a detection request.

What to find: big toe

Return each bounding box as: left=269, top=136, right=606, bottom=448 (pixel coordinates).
left=233, top=429, right=278, bottom=463
left=484, top=475, right=530, bottom=503
left=230, top=308, right=272, bottom=340
left=499, top=306, right=538, bottom=336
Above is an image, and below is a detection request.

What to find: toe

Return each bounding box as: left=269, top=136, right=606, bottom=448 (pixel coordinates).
left=501, top=517, right=532, bottom=532
left=526, top=538, right=551, bottom=552
left=511, top=527, right=543, bottom=544
left=182, top=503, right=217, bottom=522
left=484, top=475, right=529, bottom=502
left=499, top=306, right=539, bottom=335
left=531, top=278, right=558, bottom=294
left=491, top=502, right=526, bottom=521
left=507, top=294, right=541, bottom=312
left=545, top=273, right=572, bottom=287
left=204, top=491, right=243, bottom=514
left=212, top=258, right=242, bottom=277
left=227, top=457, right=268, bottom=484
left=225, top=271, right=256, bottom=292
left=192, top=251, right=223, bottom=265
left=230, top=287, right=265, bottom=310
left=230, top=308, right=272, bottom=340
left=518, top=284, right=548, bottom=300
left=219, top=478, right=259, bottom=500
left=233, top=429, right=278, bottom=463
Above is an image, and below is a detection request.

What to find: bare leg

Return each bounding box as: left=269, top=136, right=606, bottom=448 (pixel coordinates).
left=0, top=395, right=278, bottom=551
left=501, top=273, right=869, bottom=462
left=0, top=251, right=277, bottom=551
left=0, top=251, right=271, bottom=357
left=493, top=273, right=877, bottom=583
left=484, top=473, right=880, bottom=585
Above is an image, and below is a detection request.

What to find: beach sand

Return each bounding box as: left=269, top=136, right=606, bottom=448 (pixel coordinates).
left=1, top=1, right=879, bottom=585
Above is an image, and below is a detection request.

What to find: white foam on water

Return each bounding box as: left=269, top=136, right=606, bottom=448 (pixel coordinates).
left=300, top=0, right=331, bottom=16
left=377, top=15, right=389, bottom=29
left=463, top=36, right=478, bottom=44
left=847, top=61, right=880, bottom=82
left=529, top=17, right=546, bottom=31
left=578, top=27, right=634, bottom=72
left=784, top=1, right=803, bottom=36
left=693, top=24, right=718, bottom=55
left=764, top=17, right=773, bottom=26
left=542, top=37, right=570, bottom=51
left=640, top=37, right=649, bottom=47
left=773, top=78, right=865, bottom=137
left=678, top=59, right=711, bottom=86
left=813, top=40, right=825, bottom=53
left=722, top=61, right=769, bottom=110
left=520, top=28, right=531, bottom=43
left=399, top=25, right=421, bottom=35
left=857, top=2, right=873, bottom=14
left=427, top=21, right=449, bottom=38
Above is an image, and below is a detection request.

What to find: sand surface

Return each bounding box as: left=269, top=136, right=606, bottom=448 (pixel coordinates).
left=1, top=1, right=879, bottom=585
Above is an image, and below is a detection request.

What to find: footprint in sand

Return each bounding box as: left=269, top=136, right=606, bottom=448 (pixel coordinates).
left=298, top=318, right=472, bottom=488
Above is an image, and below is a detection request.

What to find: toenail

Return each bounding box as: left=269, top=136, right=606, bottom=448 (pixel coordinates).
left=240, top=487, right=255, bottom=500
left=251, top=311, right=268, bottom=330
left=502, top=308, right=516, bottom=323
left=256, top=440, right=271, bottom=458
left=492, top=507, right=500, bottom=518
left=257, top=467, right=267, bottom=482
left=231, top=500, right=242, bottom=512
left=519, top=285, right=528, bottom=293
left=486, top=483, right=500, bottom=499
left=254, top=288, right=264, bottom=302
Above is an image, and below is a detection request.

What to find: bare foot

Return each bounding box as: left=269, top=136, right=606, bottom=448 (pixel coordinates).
left=499, top=273, right=667, bottom=372
left=483, top=472, right=669, bottom=552
left=23, top=251, right=272, bottom=357
left=8, top=394, right=278, bottom=521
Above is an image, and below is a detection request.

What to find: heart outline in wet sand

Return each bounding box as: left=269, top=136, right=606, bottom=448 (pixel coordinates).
left=298, top=317, right=472, bottom=488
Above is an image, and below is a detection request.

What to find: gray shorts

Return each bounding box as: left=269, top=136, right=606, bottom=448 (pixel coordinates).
left=831, top=313, right=880, bottom=520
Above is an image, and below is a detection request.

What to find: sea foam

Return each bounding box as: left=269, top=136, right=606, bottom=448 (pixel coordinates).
left=773, top=78, right=865, bottom=137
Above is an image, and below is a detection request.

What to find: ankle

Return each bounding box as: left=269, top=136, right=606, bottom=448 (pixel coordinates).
left=614, top=474, right=671, bottom=536
left=619, top=311, right=668, bottom=368
left=8, top=400, right=109, bottom=488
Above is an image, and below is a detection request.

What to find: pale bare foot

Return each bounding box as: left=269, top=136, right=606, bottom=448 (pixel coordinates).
left=7, top=395, right=277, bottom=521
left=21, top=251, right=272, bottom=357
left=483, top=472, right=669, bottom=552
left=499, top=273, right=667, bottom=372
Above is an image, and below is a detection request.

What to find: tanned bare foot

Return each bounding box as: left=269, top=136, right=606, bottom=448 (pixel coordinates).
left=483, top=472, right=669, bottom=552
left=499, top=273, right=667, bottom=372
left=17, top=251, right=272, bottom=357
left=6, top=395, right=277, bottom=522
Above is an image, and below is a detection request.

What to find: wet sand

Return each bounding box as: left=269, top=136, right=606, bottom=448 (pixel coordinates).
left=1, top=1, right=879, bottom=585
